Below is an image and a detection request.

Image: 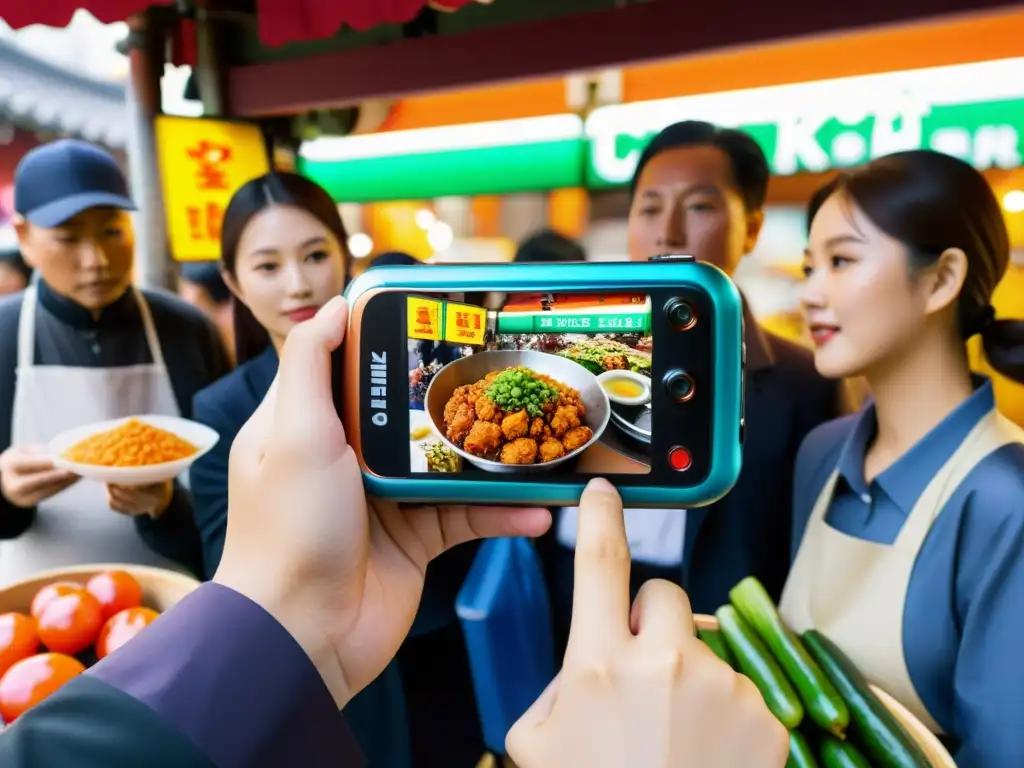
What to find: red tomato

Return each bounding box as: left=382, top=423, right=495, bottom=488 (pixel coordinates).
left=37, top=591, right=103, bottom=656
left=85, top=570, right=143, bottom=622
left=0, top=613, right=38, bottom=678
left=29, top=582, right=81, bottom=621
left=96, top=607, right=160, bottom=659
left=0, top=652, right=85, bottom=723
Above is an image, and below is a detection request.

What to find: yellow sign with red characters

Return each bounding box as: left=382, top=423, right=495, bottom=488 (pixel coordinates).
left=154, top=116, right=271, bottom=262
left=444, top=302, right=487, bottom=346
left=407, top=297, right=488, bottom=344
left=407, top=297, right=444, bottom=340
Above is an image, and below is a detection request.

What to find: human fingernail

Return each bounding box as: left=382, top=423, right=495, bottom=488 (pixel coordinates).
left=585, top=478, right=616, bottom=493
left=319, top=295, right=346, bottom=320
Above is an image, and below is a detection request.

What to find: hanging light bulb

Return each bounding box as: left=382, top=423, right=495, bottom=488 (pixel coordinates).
left=415, top=209, right=436, bottom=230
left=426, top=221, right=454, bottom=253
left=1002, top=190, right=1024, bottom=214
left=348, top=233, right=374, bottom=259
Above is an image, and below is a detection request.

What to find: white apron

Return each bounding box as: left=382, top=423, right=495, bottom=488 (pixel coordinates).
left=1, top=285, right=187, bottom=584
left=779, top=408, right=1024, bottom=733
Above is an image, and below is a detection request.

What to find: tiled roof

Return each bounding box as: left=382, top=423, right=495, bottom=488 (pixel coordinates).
left=0, top=40, right=127, bottom=148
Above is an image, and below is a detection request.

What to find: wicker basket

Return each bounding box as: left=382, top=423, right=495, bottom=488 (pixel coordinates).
left=0, top=563, right=200, bottom=617
left=694, top=615, right=956, bottom=767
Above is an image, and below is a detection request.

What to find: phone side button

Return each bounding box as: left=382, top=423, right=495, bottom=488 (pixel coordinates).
left=739, top=417, right=746, bottom=445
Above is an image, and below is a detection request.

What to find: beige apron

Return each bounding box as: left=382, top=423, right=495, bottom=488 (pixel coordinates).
left=779, top=408, right=1024, bottom=733
left=1, top=285, right=187, bottom=584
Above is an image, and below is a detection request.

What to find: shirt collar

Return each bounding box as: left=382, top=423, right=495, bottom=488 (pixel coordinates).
left=741, top=294, right=774, bottom=373
left=835, top=376, right=997, bottom=514
left=36, top=278, right=138, bottom=330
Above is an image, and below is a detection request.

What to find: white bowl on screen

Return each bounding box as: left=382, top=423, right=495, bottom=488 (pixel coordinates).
left=597, top=369, right=652, bottom=406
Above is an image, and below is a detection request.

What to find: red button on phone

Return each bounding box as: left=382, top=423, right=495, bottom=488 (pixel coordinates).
left=668, top=446, right=692, bottom=472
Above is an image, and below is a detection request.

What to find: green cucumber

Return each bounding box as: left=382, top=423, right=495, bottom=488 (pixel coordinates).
left=698, top=628, right=737, bottom=669
left=730, top=577, right=849, bottom=737
left=820, top=737, right=872, bottom=768
left=787, top=730, right=819, bottom=768
left=804, top=630, right=931, bottom=768
left=715, top=605, right=804, bottom=729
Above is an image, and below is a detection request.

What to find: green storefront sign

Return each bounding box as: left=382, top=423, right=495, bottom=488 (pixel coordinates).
left=300, top=136, right=585, bottom=203
left=585, top=97, right=1024, bottom=188
left=298, top=96, right=1024, bottom=203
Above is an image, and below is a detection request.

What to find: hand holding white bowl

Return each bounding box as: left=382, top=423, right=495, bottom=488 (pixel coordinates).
left=0, top=445, right=79, bottom=508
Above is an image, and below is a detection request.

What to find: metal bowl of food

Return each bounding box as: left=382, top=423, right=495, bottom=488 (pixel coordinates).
left=425, top=349, right=611, bottom=473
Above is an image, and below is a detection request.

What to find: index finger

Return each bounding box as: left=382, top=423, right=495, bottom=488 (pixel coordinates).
left=565, top=478, right=633, bottom=662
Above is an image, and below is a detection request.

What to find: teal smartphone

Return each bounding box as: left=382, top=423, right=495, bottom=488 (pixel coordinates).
left=340, top=257, right=744, bottom=507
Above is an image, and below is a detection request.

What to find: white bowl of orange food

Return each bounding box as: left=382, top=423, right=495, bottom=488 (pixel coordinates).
left=0, top=564, right=200, bottom=725
left=48, top=416, right=219, bottom=487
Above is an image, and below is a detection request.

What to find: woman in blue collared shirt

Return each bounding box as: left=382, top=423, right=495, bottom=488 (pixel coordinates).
left=784, top=149, right=1024, bottom=768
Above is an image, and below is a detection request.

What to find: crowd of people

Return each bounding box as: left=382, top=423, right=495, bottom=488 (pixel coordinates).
left=0, top=119, right=1022, bottom=767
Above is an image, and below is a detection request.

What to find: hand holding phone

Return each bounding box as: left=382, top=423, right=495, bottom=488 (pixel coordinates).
left=215, top=296, right=552, bottom=709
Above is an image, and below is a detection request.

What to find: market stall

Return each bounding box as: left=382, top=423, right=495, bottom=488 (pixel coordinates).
left=0, top=3, right=1019, bottom=764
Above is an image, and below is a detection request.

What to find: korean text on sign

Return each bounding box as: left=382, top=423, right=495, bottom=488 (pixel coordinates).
left=407, top=297, right=443, bottom=341
left=444, top=303, right=487, bottom=346
left=535, top=313, right=650, bottom=332
left=154, top=116, right=271, bottom=262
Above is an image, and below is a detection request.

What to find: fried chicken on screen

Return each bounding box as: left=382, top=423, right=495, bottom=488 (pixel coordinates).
left=441, top=366, right=594, bottom=465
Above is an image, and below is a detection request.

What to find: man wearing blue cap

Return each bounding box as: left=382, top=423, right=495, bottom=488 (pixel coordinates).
left=0, top=139, right=231, bottom=582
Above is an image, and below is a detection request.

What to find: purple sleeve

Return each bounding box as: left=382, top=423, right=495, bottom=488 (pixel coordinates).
left=88, top=582, right=364, bottom=768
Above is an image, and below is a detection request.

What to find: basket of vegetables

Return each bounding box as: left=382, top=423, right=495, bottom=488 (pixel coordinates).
left=696, top=577, right=955, bottom=768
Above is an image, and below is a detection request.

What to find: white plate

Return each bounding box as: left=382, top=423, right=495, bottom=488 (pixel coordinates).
left=49, top=415, right=220, bottom=487
left=597, top=369, right=652, bottom=406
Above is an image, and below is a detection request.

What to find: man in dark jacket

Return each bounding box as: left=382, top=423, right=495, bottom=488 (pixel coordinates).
left=0, top=140, right=230, bottom=580
left=541, top=121, right=850, bottom=652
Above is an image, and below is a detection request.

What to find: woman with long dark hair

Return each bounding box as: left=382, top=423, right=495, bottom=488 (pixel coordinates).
left=217, top=173, right=350, bottom=366
left=784, top=149, right=1024, bottom=766
left=188, top=173, right=416, bottom=766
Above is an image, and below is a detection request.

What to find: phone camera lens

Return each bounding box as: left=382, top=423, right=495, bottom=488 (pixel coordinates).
left=665, top=298, right=697, bottom=330
left=663, top=370, right=695, bottom=403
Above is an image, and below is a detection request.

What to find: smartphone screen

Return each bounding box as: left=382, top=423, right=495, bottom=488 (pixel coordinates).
left=358, top=286, right=715, bottom=485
